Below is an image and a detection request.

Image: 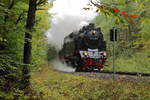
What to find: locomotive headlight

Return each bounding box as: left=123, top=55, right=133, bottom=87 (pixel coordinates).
left=103, top=52, right=107, bottom=56
left=100, top=52, right=107, bottom=56
left=92, top=31, right=96, bottom=35
left=83, top=51, right=88, bottom=56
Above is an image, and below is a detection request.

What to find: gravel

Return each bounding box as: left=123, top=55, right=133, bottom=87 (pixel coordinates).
left=71, top=72, right=150, bottom=83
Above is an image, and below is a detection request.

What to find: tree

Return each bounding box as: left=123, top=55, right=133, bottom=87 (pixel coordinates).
left=21, top=0, right=37, bottom=89
left=21, top=0, right=47, bottom=89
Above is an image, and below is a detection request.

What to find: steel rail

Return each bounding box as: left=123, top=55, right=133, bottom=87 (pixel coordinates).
left=91, top=70, right=150, bottom=77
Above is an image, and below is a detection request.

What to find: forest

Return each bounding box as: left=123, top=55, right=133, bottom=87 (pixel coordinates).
left=0, top=0, right=150, bottom=100
left=0, top=0, right=54, bottom=99
left=92, top=0, right=150, bottom=72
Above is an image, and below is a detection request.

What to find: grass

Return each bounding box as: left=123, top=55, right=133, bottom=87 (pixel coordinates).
left=105, top=42, right=150, bottom=73
left=105, top=53, right=150, bottom=73
left=31, top=65, right=150, bottom=100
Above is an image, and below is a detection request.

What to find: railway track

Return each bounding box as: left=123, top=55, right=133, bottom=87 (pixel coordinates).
left=92, top=70, right=150, bottom=77
left=72, top=71, right=150, bottom=83
left=54, top=68, right=150, bottom=82
left=51, top=62, right=150, bottom=82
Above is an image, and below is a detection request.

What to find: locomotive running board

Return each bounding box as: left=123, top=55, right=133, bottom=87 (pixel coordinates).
left=96, top=70, right=150, bottom=77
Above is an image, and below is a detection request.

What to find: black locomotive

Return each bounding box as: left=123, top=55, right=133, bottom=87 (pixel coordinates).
left=59, top=23, right=107, bottom=72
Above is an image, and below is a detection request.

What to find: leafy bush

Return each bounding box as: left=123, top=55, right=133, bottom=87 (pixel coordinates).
left=0, top=54, right=22, bottom=99
left=47, top=45, right=57, bottom=62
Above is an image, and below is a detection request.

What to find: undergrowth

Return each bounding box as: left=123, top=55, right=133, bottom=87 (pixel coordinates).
left=31, top=65, right=150, bottom=100
left=105, top=41, right=150, bottom=73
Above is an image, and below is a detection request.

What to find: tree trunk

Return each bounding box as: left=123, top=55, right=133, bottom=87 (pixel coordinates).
left=21, top=0, right=37, bottom=89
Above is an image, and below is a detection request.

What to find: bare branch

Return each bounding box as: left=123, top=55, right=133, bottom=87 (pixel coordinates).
left=90, top=0, right=101, bottom=8
left=15, top=11, right=27, bottom=24
left=36, top=0, right=47, bottom=6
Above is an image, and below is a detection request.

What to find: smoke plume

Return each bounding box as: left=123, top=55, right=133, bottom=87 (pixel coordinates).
left=47, top=0, right=98, bottom=72
left=47, top=0, right=97, bottom=49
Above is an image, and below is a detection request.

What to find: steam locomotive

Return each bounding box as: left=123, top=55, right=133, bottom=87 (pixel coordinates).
left=59, top=23, right=107, bottom=72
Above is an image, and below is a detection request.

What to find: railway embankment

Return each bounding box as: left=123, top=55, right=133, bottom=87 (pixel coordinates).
left=31, top=65, right=150, bottom=100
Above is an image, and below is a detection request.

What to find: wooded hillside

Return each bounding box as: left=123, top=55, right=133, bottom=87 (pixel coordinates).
left=92, top=0, right=150, bottom=72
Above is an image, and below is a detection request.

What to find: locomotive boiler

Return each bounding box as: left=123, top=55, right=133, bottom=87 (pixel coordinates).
left=59, top=23, right=107, bottom=72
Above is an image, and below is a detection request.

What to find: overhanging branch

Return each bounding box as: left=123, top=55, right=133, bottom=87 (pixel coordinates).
left=15, top=11, right=27, bottom=24
left=90, top=0, right=101, bottom=8
left=36, top=0, right=47, bottom=6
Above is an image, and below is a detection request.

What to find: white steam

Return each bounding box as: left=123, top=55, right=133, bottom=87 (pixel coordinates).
left=47, top=0, right=98, bottom=72
left=47, top=0, right=97, bottom=49
left=51, top=59, right=75, bottom=72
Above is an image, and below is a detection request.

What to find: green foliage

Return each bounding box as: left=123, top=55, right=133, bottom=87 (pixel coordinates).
left=93, top=0, right=150, bottom=72
left=0, top=0, right=28, bottom=99
left=47, top=45, right=57, bottom=62
left=0, top=0, right=53, bottom=99
left=0, top=0, right=28, bottom=58
left=0, top=54, right=23, bottom=99
left=32, top=4, right=54, bottom=68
